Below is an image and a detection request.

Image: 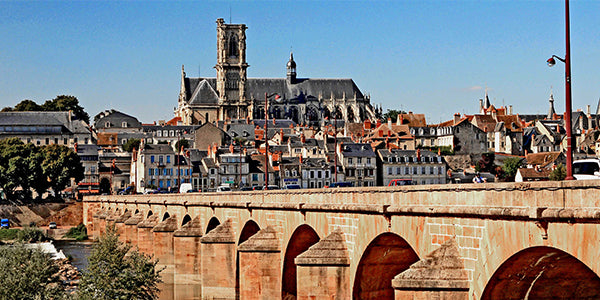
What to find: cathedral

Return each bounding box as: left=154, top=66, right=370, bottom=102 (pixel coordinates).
left=175, top=18, right=378, bottom=126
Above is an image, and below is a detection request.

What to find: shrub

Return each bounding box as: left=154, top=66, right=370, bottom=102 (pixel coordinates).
left=0, top=229, right=19, bottom=241
left=16, top=226, right=48, bottom=243
left=64, top=223, right=88, bottom=241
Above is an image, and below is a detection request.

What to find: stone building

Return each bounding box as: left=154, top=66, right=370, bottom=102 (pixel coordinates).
left=175, top=18, right=377, bottom=126
left=377, top=149, right=446, bottom=186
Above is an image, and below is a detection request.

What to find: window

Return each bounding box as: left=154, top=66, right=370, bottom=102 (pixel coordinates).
left=105, top=122, right=111, bottom=128
left=367, top=158, right=371, bottom=164
left=166, top=155, right=171, bottom=163
left=310, top=171, right=314, bottom=178
left=159, top=156, right=164, bottom=164
left=155, top=168, right=158, bottom=175
left=149, top=169, right=153, bottom=176
left=122, top=122, right=128, bottom=128
left=151, top=155, right=155, bottom=163
left=348, top=158, right=353, bottom=164
left=388, top=167, right=393, bottom=175
left=317, top=170, right=322, bottom=178
left=169, top=130, right=174, bottom=137
left=45, top=138, right=49, bottom=145
left=157, top=131, right=162, bottom=137
left=357, top=157, right=362, bottom=164
left=396, top=167, right=401, bottom=175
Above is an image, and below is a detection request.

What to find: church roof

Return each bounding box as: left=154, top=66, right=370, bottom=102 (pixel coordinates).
left=183, top=77, right=364, bottom=105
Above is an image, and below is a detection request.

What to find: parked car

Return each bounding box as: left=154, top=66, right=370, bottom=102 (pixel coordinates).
left=283, top=184, right=301, bottom=189
left=263, top=185, right=280, bottom=190
left=217, top=186, right=232, bottom=192
left=240, top=186, right=254, bottom=191
left=329, top=182, right=353, bottom=188
left=388, top=179, right=413, bottom=186
left=49, top=222, right=57, bottom=229
left=1, top=219, right=9, bottom=229
left=573, top=159, right=600, bottom=180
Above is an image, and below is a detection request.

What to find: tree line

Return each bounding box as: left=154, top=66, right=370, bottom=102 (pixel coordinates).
left=2, top=95, right=90, bottom=124
left=0, top=138, right=83, bottom=201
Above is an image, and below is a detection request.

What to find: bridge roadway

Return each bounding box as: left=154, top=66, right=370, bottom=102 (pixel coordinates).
left=84, top=180, right=600, bottom=299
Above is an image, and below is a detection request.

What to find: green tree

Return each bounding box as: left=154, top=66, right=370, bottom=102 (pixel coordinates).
left=0, top=243, right=65, bottom=299
left=175, top=138, right=190, bottom=151
left=383, top=109, right=407, bottom=123
left=78, top=225, right=162, bottom=300
left=41, top=144, right=84, bottom=196
left=549, top=164, right=567, bottom=181
left=42, top=95, right=90, bottom=124
left=0, top=138, right=44, bottom=200
left=501, top=157, right=524, bottom=181
left=122, top=138, right=141, bottom=152
left=13, top=99, right=42, bottom=111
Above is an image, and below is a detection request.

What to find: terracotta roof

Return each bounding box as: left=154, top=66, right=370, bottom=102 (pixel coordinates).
left=96, top=132, right=119, bottom=146
left=525, top=152, right=563, bottom=168
left=517, top=167, right=552, bottom=180
left=397, top=113, right=427, bottom=127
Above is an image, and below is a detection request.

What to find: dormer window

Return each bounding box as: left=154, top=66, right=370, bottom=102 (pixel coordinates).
left=105, top=122, right=111, bottom=128
left=122, top=122, right=128, bottom=128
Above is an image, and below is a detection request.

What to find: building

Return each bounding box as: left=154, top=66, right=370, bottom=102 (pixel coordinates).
left=174, top=18, right=377, bottom=126
left=0, top=111, right=93, bottom=148
left=377, top=149, right=446, bottom=186
left=337, top=143, right=377, bottom=187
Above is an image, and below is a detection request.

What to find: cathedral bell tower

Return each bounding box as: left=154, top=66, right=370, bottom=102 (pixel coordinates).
left=215, top=18, right=249, bottom=121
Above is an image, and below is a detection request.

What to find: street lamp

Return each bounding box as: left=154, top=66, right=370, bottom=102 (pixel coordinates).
left=547, top=0, right=574, bottom=180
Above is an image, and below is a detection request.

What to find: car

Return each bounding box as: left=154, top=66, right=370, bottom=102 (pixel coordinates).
left=240, top=186, right=254, bottom=191
left=388, top=179, right=413, bottom=186
left=263, top=185, right=280, bottom=190
left=573, top=159, right=600, bottom=180
left=216, top=186, right=232, bottom=192
left=49, top=222, right=57, bottom=229
left=252, top=186, right=262, bottom=191
left=1, top=219, right=9, bottom=229
left=329, top=182, right=353, bottom=188
left=283, top=184, right=301, bottom=189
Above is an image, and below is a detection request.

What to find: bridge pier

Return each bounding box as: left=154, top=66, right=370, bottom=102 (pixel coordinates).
left=201, top=219, right=236, bottom=300
left=137, top=214, right=159, bottom=255
left=392, top=238, right=470, bottom=300
left=124, top=212, right=143, bottom=245
left=91, top=210, right=101, bottom=240
left=173, top=216, right=203, bottom=300
left=97, top=210, right=109, bottom=238
left=238, top=226, right=281, bottom=300
left=295, top=229, right=351, bottom=300
left=114, top=210, right=131, bottom=244
left=153, top=215, right=178, bottom=286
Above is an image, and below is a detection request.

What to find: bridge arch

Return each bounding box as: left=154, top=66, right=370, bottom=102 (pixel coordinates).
left=482, top=246, right=600, bottom=299
left=236, top=220, right=261, bottom=297
left=161, top=212, right=170, bottom=221
left=353, top=232, right=419, bottom=300
left=181, top=214, right=192, bottom=227
left=282, top=224, right=320, bottom=300
left=206, top=217, right=220, bottom=234
left=146, top=210, right=153, bottom=218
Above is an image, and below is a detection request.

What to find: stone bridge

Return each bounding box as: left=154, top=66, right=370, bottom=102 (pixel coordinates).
left=83, top=180, right=600, bottom=300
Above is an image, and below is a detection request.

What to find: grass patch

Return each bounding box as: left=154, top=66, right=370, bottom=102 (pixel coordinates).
left=0, top=229, right=19, bottom=241
left=64, top=224, right=87, bottom=241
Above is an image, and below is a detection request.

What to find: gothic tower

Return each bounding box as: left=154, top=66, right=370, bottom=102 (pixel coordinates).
left=215, top=18, right=249, bottom=120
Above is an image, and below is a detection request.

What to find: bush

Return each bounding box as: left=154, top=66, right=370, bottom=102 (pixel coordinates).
left=64, top=224, right=88, bottom=241
left=0, top=243, right=65, bottom=299
left=77, top=225, right=162, bottom=300
left=549, top=164, right=567, bottom=181
left=16, top=226, right=48, bottom=243
left=0, top=229, right=19, bottom=241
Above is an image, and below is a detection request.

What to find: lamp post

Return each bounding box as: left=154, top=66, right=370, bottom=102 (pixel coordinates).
left=547, top=0, right=574, bottom=180
left=264, top=92, right=278, bottom=190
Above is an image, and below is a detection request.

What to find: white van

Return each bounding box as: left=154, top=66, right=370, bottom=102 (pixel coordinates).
left=573, top=159, right=600, bottom=180
left=179, top=183, right=193, bottom=193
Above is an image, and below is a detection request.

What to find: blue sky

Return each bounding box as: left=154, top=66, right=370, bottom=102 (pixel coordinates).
left=1, top=1, right=599, bottom=124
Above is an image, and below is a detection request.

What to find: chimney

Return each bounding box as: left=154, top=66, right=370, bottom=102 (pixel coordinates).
left=508, top=105, right=513, bottom=115
left=378, top=130, right=383, bottom=137
left=301, top=133, right=306, bottom=143
left=479, top=99, right=484, bottom=112
left=229, top=143, right=234, bottom=154
left=387, top=118, right=392, bottom=128
left=416, top=149, right=421, bottom=161
left=364, top=119, right=371, bottom=130
left=385, top=137, right=389, bottom=149
left=68, top=110, right=72, bottom=123
left=453, top=113, right=461, bottom=125
left=376, top=119, right=381, bottom=128
left=587, top=104, right=591, bottom=117
left=273, top=119, right=276, bottom=125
